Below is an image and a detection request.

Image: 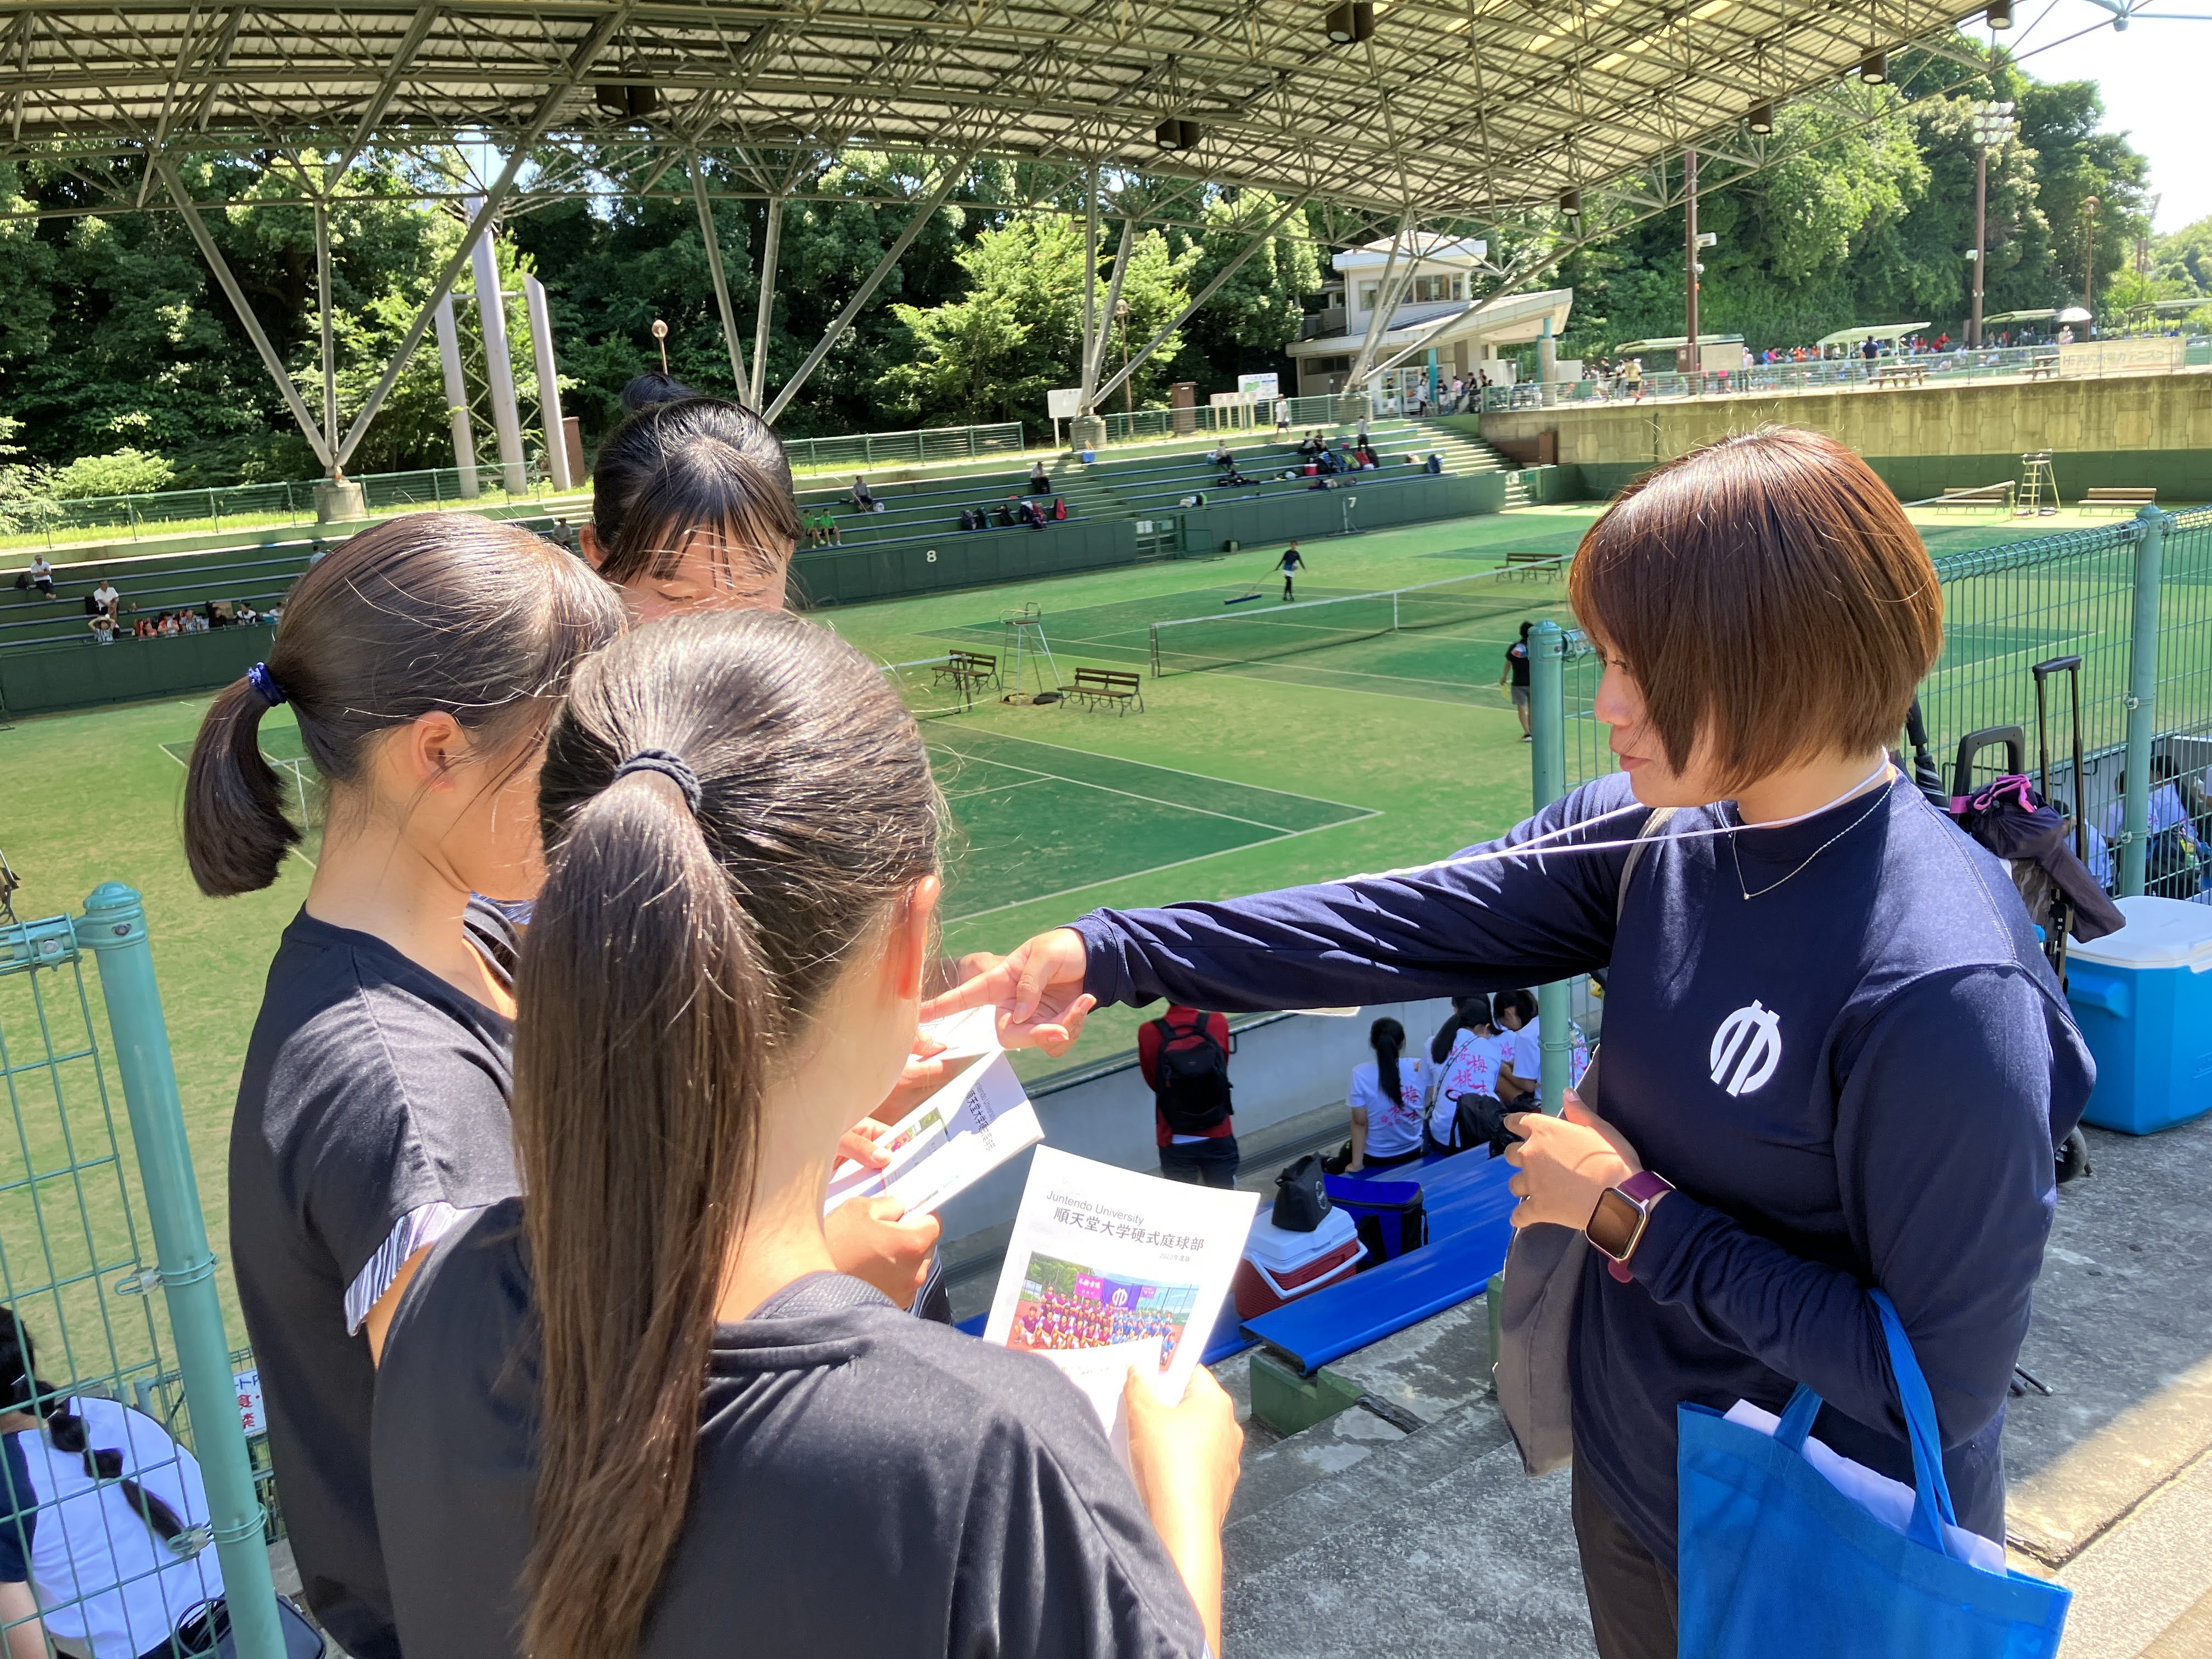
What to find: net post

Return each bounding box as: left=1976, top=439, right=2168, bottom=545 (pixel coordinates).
left=1530, top=620, right=1571, bottom=1115
left=2119, top=505, right=2166, bottom=897
left=1150, top=623, right=1161, bottom=678
left=77, top=884, right=288, bottom=1659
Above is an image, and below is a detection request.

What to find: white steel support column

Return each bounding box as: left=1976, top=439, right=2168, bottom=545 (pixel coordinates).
left=1081, top=217, right=1136, bottom=411
left=156, top=161, right=334, bottom=472
left=314, top=201, right=337, bottom=458
left=749, top=194, right=784, bottom=409
left=1091, top=193, right=1311, bottom=409
left=468, top=201, right=528, bottom=496
left=523, top=273, right=571, bottom=491
left=764, top=150, right=979, bottom=424
left=690, top=155, right=749, bottom=403
left=432, top=292, right=480, bottom=498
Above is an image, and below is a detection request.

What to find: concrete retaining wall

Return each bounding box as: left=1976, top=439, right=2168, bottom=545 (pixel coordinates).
left=1479, top=370, right=2212, bottom=504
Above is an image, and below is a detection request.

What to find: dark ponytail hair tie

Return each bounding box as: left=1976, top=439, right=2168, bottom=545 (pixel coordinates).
left=612, top=749, right=702, bottom=816
left=246, top=662, right=287, bottom=708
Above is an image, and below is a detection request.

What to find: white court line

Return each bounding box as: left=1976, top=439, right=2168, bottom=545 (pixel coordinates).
left=925, top=748, right=1304, bottom=833
left=946, top=812, right=1381, bottom=925
left=155, top=742, right=318, bottom=870
left=924, top=729, right=1374, bottom=819
left=940, top=776, right=1051, bottom=803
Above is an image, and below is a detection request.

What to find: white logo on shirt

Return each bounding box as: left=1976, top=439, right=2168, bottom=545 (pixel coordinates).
left=1709, top=1000, right=1783, bottom=1096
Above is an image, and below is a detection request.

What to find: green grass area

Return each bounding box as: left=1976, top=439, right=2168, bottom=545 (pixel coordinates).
left=2, top=491, right=2190, bottom=1357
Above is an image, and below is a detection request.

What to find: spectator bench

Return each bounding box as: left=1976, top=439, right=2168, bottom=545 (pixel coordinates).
left=2084, top=487, right=2157, bottom=514
left=933, top=650, right=1000, bottom=692
left=1934, top=483, right=2016, bottom=512
left=1242, top=1151, right=1517, bottom=1378
left=1067, top=667, right=1143, bottom=714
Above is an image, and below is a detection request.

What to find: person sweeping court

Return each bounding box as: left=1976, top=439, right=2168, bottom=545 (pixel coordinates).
left=1277, top=542, right=1305, bottom=601
left=928, top=426, right=2091, bottom=1659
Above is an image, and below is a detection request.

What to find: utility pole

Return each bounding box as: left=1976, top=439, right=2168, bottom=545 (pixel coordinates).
left=2083, top=194, right=2101, bottom=334
left=1968, top=102, right=2014, bottom=350
left=1683, top=148, right=1699, bottom=378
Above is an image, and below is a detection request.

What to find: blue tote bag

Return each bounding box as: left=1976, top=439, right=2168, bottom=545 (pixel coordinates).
left=1677, top=1290, right=2069, bottom=1659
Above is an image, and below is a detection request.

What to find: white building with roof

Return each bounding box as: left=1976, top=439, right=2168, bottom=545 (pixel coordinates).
left=1286, top=235, right=1575, bottom=398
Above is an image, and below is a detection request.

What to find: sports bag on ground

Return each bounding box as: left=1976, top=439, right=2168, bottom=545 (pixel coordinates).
left=1152, top=1012, right=1233, bottom=1135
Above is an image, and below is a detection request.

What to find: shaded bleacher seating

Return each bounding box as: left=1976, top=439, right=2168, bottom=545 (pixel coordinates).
left=793, top=464, right=1084, bottom=554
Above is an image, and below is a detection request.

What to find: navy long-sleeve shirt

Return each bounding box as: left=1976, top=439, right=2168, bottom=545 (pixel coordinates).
left=1074, top=771, right=2092, bottom=1564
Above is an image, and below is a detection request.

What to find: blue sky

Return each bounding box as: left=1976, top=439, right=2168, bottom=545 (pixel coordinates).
left=2004, top=0, right=2210, bottom=233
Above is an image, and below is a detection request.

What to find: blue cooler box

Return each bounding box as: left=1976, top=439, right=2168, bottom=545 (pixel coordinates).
left=2066, top=895, right=2212, bottom=1134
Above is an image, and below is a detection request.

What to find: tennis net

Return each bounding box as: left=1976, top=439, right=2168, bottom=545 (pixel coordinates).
left=1148, top=559, right=1567, bottom=676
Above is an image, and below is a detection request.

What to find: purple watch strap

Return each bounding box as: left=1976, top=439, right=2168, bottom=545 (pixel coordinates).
left=1603, top=1171, right=1675, bottom=1281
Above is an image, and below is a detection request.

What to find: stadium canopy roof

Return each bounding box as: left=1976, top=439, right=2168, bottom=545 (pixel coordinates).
left=1816, top=321, right=1931, bottom=345
left=0, top=0, right=2007, bottom=466
left=2, top=0, right=2000, bottom=223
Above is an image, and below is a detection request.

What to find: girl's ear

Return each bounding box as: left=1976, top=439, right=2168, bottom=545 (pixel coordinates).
left=385, top=710, right=469, bottom=792
left=887, top=876, right=942, bottom=1001
left=578, top=524, right=607, bottom=571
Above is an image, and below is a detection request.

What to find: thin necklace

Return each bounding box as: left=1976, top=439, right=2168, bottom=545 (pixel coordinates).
left=1729, top=768, right=1895, bottom=900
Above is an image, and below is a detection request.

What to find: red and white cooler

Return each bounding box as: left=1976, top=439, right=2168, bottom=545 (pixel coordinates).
left=1232, top=1205, right=1365, bottom=1319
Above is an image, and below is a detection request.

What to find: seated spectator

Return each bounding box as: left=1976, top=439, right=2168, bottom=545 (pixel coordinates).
left=1338, top=1018, right=1428, bottom=1174
left=210, top=601, right=236, bottom=628
left=1430, top=1000, right=1510, bottom=1155
left=849, top=475, right=877, bottom=512
left=819, top=509, right=842, bottom=545
left=1209, top=441, right=1231, bottom=468
left=236, top=601, right=261, bottom=625
left=156, top=613, right=180, bottom=637
left=133, top=617, right=156, bottom=639
left=1029, top=459, right=1052, bottom=495
left=87, top=613, right=117, bottom=645
left=26, top=556, right=54, bottom=599
left=1490, top=989, right=1539, bottom=1104
left=1212, top=445, right=1236, bottom=475
left=91, top=574, right=120, bottom=620
left=0, top=1306, right=228, bottom=1659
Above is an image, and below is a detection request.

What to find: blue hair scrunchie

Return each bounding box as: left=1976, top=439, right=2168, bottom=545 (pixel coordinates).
left=612, top=748, right=702, bottom=816
left=246, top=662, right=287, bottom=708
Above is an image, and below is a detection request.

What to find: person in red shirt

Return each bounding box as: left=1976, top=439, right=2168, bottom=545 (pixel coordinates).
left=1137, top=1006, right=1239, bottom=1188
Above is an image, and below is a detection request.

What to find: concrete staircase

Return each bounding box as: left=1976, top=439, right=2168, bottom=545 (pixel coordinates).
left=1046, top=457, right=1131, bottom=521
left=1404, top=420, right=1534, bottom=504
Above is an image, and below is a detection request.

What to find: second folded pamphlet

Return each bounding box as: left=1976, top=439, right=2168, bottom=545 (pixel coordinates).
left=983, top=1147, right=1259, bottom=1449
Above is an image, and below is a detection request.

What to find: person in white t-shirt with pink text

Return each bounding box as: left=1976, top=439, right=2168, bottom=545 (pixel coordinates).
left=1491, top=988, right=1541, bottom=1104
left=1431, top=998, right=1510, bottom=1153
left=1341, top=1017, right=1429, bottom=1173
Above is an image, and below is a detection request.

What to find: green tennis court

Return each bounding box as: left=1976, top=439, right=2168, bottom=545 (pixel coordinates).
left=928, top=727, right=1374, bottom=921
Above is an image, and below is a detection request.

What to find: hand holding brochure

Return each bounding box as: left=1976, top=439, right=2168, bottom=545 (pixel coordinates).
left=823, top=1006, right=1042, bottom=1219
left=983, top=1148, right=1258, bottom=1440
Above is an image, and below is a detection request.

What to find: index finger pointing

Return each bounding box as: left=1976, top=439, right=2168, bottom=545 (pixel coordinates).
left=918, top=964, right=1010, bottom=1024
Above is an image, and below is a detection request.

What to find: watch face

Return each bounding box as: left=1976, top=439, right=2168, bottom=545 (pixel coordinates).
left=1587, top=1188, right=1643, bottom=1262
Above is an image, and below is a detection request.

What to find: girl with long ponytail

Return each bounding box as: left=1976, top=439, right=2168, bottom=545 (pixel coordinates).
left=186, top=511, right=627, bottom=1659
left=0, top=1308, right=224, bottom=1656
left=373, top=610, right=1240, bottom=1659
left=1342, top=1015, right=1430, bottom=1173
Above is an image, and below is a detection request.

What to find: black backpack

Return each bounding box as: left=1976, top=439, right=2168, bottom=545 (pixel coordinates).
left=1152, top=1012, right=1232, bottom=1135
left=1272, top=1154, right=1331, bottom=1232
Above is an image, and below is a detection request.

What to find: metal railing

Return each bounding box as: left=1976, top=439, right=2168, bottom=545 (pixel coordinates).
left=0, top=421, right=1028, bottom=554
left=1554, top=505, right=2212, bottom=902
left=1470, top=337, right=2210, bottom=414
left=0, top=888, right=285, bottom=1659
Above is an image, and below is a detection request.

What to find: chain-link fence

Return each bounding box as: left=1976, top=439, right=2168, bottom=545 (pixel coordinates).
left=0, top=889, right=285, bottom=1659
left=1551, top=505, right=2212, bottom=901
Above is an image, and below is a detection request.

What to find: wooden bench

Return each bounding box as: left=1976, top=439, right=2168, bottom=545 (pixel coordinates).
left=2084, top=487, right=2158, bottom=514
left=1067, top=667, right=1143, bottom=714
left=932, top=649, right=998, bottom=692
left=1934, top=483, right=2015, bottom=512
left=2020, top=356, right=2061, bottom=381
left=1503, top=549, right=1565, bottom=580
left=1874, top=363, right=1928, bottom=388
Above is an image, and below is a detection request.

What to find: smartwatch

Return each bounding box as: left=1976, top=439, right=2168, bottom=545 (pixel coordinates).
left=1585, top=1170, right=1674, bottom=1282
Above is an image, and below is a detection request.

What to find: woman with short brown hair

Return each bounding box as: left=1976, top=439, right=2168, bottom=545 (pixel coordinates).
left=932, top=426, right=2092, bottom=1658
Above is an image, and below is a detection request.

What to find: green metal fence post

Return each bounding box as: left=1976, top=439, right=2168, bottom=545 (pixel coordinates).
left=2119, top=505, right=2168, bottom=897
left=77, top=884, right=286, bottom=1659
left=1530, top=619, right=1571, bottom=1114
